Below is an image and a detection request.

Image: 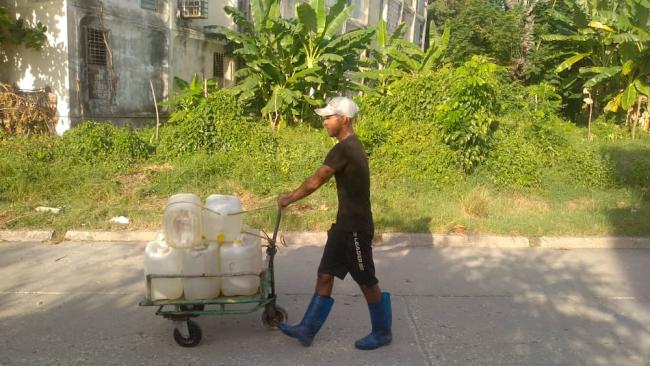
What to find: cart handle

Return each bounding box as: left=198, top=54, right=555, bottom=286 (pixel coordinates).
left=269, top=207, right=282, bottom=247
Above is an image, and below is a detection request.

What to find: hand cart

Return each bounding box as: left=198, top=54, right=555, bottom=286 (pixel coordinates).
left=139, top=208, right=287, bottom=347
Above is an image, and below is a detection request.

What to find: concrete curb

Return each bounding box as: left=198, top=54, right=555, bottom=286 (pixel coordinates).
left=281, top=232, right=328, bottom=246
left=63, top=230, right=157, bottom=242
left=380, top=233, right=530, bottom=248
left=0, top=230, right=53, bottom=242
left=537, top=236, right=650, bottom=249
left=2, top=229, right=650, bottom=249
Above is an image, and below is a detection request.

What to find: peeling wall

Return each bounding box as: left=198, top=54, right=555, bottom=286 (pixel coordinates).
left=66, top=0, right=171, bottom=127
left=173, top=29, right=229, bottom=85
left=2, top=0, right=233, bottom=132
left=0, top=0, right=70, bottom=133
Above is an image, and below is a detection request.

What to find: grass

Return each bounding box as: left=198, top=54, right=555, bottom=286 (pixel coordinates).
left=0, top=127, right=648, bottom=240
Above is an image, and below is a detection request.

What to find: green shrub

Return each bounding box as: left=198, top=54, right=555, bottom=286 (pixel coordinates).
left=483, top=112, right=618, bottom=189
left=385, top=69, right=452, bottom=123
left=370, top=123, right=464, bottom=189
left=591, top=118, right=630, bottom=141
left=603, top=143, right=650, bottom=188
left=482, top=128, right=546, bottom=188
left=435, top=56, right=503, bottom=171
left=356, top=59, right=504, bottom=169
left=157, top=90, right=277, bottom=159
left=276, top=127, right=332, bottom=181
left=62, top=121, right=153, bottom=165
left=0, top=135, right=67, bottom=198
left=0, top=135, right=62, bottom=163
left=550, top=144, right=615, bottom=189
left=499, top=83, right=563, bottom=122
left=355, top=96, right=395, bottom=156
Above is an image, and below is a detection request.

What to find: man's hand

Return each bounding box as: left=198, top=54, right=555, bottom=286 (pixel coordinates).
left=277, top=192, right=293, bottom=208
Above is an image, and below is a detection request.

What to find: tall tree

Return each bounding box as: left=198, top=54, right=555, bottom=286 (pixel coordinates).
left=429, top=0, right=524, bottom=68
left=545, top=0, right=650, bottom=129
left=216, top=0, right=373, bottom=126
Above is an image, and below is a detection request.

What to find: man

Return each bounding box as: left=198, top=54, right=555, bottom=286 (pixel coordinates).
left=276, top=96, right=392, bottom=350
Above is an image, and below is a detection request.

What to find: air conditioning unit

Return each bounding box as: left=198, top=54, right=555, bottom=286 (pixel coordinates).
left=178, top=0, right=208, bottom=19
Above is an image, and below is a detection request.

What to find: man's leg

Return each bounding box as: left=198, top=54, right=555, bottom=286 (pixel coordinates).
left=277, top=273, right=336, bottom=346
left=277, top=228, right=343, bottom=347
left=347, top=231, right=392, bottom=350
left=355, top=285, right=392, bottom=350
left=316, top=272, right=335, bottom=297
left=360, top=284, right=381, bottom=304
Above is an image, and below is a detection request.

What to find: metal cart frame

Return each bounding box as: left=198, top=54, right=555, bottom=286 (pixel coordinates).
left=139, top=208, right=286, bottom=347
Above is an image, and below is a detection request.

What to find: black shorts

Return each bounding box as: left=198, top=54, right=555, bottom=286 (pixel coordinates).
left=318, top=224, right=378, bottom=287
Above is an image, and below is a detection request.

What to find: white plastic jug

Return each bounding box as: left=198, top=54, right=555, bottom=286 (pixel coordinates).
left=220, top=233, right=263, bottom=296
left=144, top=234, right=183, bottom=300
left=183, top=243, right=221, bottom=300
left=163, top=193, right=202, bottom=249
left=203, top=195, right=243, bottom=243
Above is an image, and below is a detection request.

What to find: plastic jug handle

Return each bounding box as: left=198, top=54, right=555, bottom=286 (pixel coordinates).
left=216, top=212, right=225, bottom=243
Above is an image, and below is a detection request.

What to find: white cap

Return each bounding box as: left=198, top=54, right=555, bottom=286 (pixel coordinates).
left=315, top=96, right=359, bottom=118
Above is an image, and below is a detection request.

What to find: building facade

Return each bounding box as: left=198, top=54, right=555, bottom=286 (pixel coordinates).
left=1, top=0, right=234, bottom=133
left=1, top=0, right=425, bottom=133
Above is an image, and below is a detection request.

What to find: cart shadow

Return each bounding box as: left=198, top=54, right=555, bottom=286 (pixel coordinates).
left=1, top=238, right=649, bottom=364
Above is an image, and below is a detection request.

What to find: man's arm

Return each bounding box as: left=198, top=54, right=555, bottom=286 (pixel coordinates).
left=278, top=165, right=335, bottom=208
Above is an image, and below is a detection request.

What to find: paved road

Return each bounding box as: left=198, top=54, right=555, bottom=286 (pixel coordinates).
left=0, top=242, right=648, bottom=365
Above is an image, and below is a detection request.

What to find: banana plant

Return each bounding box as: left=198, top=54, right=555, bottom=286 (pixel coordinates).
left=544, top=0, right=650, bottom=122
left=353, top=20, right=451, bottom=95
left=216, top=0, right=373, bottom=126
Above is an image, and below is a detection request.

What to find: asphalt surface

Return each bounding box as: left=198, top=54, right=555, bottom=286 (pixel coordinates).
left=0, top=241, right=648, bottom=365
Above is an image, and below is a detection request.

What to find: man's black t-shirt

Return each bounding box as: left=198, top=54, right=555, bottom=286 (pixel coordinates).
left=323, top=134, right=374, bottom=236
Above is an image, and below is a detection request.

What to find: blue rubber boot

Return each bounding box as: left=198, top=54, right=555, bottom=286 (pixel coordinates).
left=355, top=292, right=392, bottom=350
left=278, top=293, right=334, bottom=346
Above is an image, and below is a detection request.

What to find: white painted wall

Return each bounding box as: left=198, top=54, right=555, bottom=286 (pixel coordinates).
left=0, top=0, right=71, bottom=133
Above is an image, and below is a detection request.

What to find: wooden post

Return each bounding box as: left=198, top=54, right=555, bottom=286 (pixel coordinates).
left=587, top=91, right=593, bottom=142
left=645, top=96, right=650, bottom=132
left=632, top=96, right=642, bottom=140
left=150, top=80, right=160, bottom=141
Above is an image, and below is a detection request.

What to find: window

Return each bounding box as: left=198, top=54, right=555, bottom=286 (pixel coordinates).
left=141, top=0, right=157, bottom=11
left=86, top=28, right=107, bottom=66
left=179, top=0, right=208, bottom=18
left=213, top=52, right=225, bottom=79
left=85, top=27, right=111, bottom=100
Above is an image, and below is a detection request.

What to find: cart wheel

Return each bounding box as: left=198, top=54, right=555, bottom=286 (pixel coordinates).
left=173, top=320, right=202, bottom=347
left=262, top=305, right=288, bottom=329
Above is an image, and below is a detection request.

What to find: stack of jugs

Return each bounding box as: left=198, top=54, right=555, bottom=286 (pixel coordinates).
left=144, top=193, right=263, bottom=300
left=220, top=232, right=263, bottom=296
left=143, top=231, right=183, bottom=300
left=204, top=194, right=263, bottom=296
